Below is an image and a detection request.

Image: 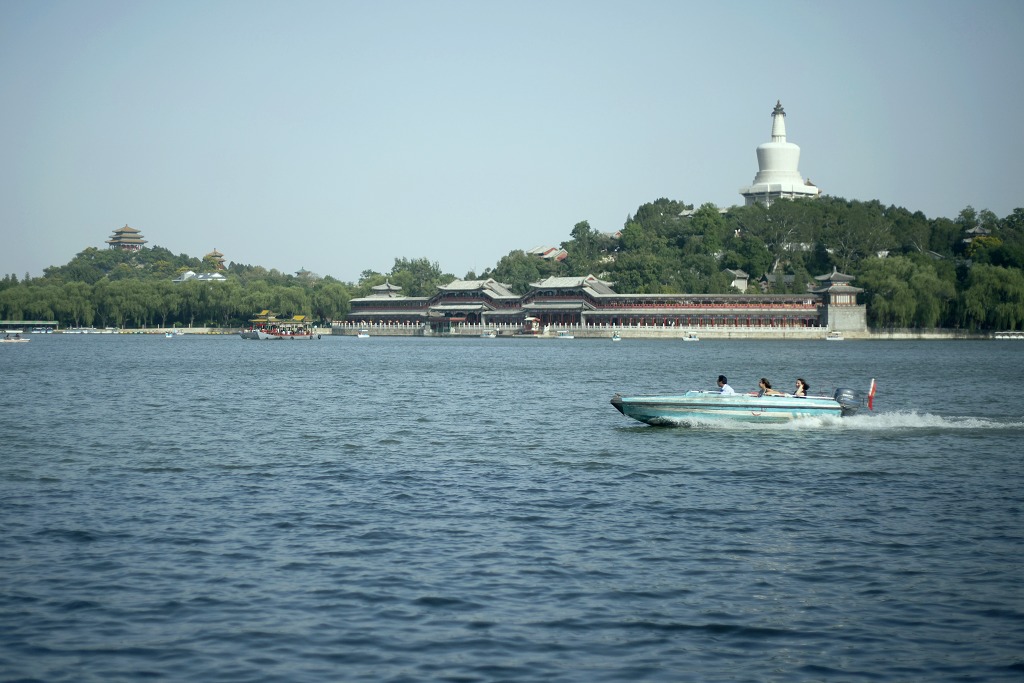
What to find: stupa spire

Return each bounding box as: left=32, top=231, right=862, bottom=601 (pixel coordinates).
left=770, top=100, right=787, bottom=142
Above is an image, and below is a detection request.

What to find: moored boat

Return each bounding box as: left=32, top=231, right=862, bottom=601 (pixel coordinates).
left=611, top=386, right=866, bottom=426
left=240, top=310, right=319, bottom=340
left=826, top=331, right=844, bottom=341
left=555, top=331, right=574, bottom=339
left=480, top=330, right=497, bottom=338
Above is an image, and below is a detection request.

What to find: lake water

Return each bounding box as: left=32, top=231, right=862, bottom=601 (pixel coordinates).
left=2, top=334, right=1022, bottom=682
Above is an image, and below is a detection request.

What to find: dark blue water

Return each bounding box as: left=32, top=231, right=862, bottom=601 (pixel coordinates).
left=2, top=335, right=1022, bottom=682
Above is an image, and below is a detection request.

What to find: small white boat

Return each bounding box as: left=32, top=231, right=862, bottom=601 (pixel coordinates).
left=683, top=332, right=699, bottom=342
left=555, top=331, right=574, bottom=339
left=2, top=336, right=29, bottom=343
left=357, top=329, right=370, bottom=338
left=480, top=330, right=497, bottom=338
left=825, top=331, right=844, bottom=341
left=611, top=332, right=622, bottom=342
left=164, top=331, right=174, bottom=338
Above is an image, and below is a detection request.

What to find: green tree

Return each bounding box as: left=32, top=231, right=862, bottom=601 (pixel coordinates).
left=273, top=286, right=309, bottom=317
left=685, top=203, right=729, bottom=255
left=311, top=282, right=351, bottom=323
left=856, top=256, right=955, bottom=328
left=484, top=251, right=559, bottom=294
left=153, top=281, right=181, bottom=328
left=959, top=264, right=1024, bottom=330
left=59, top=282, right=94, bottom=327
left=388, top=257, right=453, bottom=297
left=177, top=280, right=204, bottom=327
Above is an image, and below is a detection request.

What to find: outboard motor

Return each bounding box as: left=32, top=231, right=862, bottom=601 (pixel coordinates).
left=833, top=387, right=861, bottom=417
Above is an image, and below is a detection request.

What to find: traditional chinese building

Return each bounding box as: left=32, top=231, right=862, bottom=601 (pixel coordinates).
left=348, top=281, right=430, bottom=326
left=106, top=224, right=147, bottom=252
left=813, top=268, right=866, bottom=331
left=739, top=101, right=821, bottom=206
left=205, top=249, right=226, bottom=270
left=344, top=271, right=868, bottom=333
left=172, top=270, right=226, bottom=283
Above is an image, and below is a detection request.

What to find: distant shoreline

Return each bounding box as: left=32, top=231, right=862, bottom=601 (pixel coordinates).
left=12, top=326, right=1011, bottom=340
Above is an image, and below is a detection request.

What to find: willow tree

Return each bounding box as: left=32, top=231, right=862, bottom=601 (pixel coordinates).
left=959, top=264, right=1024, bottom=330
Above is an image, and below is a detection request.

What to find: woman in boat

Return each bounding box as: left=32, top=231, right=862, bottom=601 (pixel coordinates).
left=794, top=378, right=809, bottom=397
left=758, top=378, right=782, bottom=397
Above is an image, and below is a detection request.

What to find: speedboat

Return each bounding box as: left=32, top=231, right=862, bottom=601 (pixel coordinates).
left=611, top=332, right=622, bottom=342
left=611, top=387, right=865, bottom=426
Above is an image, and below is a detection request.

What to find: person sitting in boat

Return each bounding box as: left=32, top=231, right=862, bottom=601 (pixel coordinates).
left=717, top=375, right=735, bottom=395
left=758, top=378, right=783, bottom=397
left=794, top=378, right=809, bottom=397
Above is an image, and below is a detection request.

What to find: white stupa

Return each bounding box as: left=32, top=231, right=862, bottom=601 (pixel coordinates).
left=739, top=101, right=820, bottom=206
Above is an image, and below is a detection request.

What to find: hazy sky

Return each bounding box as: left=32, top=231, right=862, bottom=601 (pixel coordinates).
left=2, top=0, right=1022, bottom=282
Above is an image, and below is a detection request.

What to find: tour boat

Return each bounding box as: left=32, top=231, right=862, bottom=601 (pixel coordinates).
left=242, top=328, right=319, bottom=340
left=240, top=311, right=319, bottom=340
left=611, top=385, right=870, bottom=426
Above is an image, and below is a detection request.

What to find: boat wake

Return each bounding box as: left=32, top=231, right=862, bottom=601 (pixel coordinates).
left=637, top=411, right=1024, bottom=432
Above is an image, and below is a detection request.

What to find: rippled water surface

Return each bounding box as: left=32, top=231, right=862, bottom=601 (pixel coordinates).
left=2, top=335, right=1023, bottom=682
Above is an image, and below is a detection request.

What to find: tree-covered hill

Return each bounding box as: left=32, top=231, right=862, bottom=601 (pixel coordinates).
left=3, top=197, right=1023, bottom=330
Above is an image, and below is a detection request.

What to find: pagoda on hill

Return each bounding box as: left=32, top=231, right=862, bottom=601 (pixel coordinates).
left=205, top=248, right=226, bottom=270
left=106, top=224, right=147, bottom=252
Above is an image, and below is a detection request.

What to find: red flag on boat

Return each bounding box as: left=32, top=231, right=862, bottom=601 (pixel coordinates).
left=868, top=378, right=877, bottom=410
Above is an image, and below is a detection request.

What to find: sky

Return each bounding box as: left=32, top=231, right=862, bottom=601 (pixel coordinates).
left=2, top=0, right=1022, bottom=282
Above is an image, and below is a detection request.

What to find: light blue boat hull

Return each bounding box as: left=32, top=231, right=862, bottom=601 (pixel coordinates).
left=611, top=390, right=858, bottom=426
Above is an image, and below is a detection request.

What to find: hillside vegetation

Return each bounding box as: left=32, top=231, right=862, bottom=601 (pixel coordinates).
left=3, top=197, right=1023, bottom=330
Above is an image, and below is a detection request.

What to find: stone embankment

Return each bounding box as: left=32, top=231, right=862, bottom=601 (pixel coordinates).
left=68, top=325, right=995, bottom=340
left=329, top=323, right=990, bottom=341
